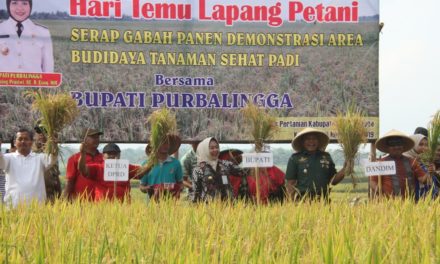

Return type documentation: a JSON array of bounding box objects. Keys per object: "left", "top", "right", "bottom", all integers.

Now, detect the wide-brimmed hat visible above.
[
  {"left": 219, "top": 149, "right": 243, "bottom": 164},
  {"left": 81, "top": 128, "right": 103, "bottom": 138},
  {"left": 292, "top": 128, "right": 329, "bottom": 152},
  {"left": 375, "top": 129, "right": 414, "bottom": 153},
  {"left": 188, "top": 134, "right": 205, "bottom": 142}
]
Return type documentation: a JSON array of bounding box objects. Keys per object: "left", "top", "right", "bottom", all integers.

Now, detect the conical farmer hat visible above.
[
  {"left": 292, "top": 127, "right": 329, "bottom": 152},
  {"left": 375, "top": 129, "right": 415, "bottom": 153}
]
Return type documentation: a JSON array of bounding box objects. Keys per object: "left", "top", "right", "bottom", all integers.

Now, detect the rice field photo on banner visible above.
[{"left": 0, "top": 0, "right": 379, "bottom": 142}]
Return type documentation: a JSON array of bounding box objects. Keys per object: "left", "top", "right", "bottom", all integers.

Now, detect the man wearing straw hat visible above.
[
  {"left": 370, "top": 129, "right": 430, "bottom": 199},
  {"left": 285, "top": 128, "right": 349, "bottom": 201},
  {"left": 63, "top": 128, "right": 104, "bottom": 201}
]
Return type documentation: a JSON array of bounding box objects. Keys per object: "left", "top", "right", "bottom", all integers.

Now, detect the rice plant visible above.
[
  {"left": 1, "top": 198, "right": 439, "bottom": 263},
  {"left": 26, "top": 89, "right": 79, "bottom": 157},
  {"left": 333, "top": 104, "right": 367, "bottom": 187},
  {"left": 422, "top": 110, "right": 440, "bottom": 164},
  {"left": 139, "top": 108, "right": 178, "bottom": 175},
  {"left": 241, "top": 103, "right": 279, "bottom": 152}
]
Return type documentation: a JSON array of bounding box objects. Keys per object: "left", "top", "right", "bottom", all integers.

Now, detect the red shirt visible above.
[
  {"left": 87, "top": 163, "right": 140, "bottom": 202},
  {"left": 66, "top": 151, "right": 104, "bottom": 200},
  {"left": 246, "top": 166, "right": 285, "bottom": 204},
  {"left": 370, "top": 156, "right": 425, "bottom": 198},
  {"left": 229, "top": 166, "right": 285, "bottom": 203}
]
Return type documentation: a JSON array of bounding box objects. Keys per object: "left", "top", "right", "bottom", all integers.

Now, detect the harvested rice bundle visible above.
[
  {"left": 333, "top": 105, "right": 367, "bottom": 187},
  {"left": 241, "top": 103, "right": 279, "bottom": 152},
  {"left": 422, "top": 110, "right": 440, "bottom": 164},
  {"left": 138, "top": 108, "right": 179, "bottom": 175},
  {"left": 241, "top": 103, "right": 279, "bottom": 204},
  {"left": 27, "top": 90, "right": 79, "bottom": 157}
]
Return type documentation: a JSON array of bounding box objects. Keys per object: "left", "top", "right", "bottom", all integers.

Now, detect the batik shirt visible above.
[{"left": 192, "top": 159, "right": 245, "bottom": 202}]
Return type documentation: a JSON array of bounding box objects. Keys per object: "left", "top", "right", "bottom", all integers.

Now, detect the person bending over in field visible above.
[
  {"left": 285, "top": 128, "right": 349, "bottom": 202},
  {"left": 78, "top": 142, "right": 140, "bottom": 202},
  {"left": 370, "top": 130, "right": 431, "bottom": 199},
  {"left": 218, "top": 148, "right": 285, "bottom": 204}
]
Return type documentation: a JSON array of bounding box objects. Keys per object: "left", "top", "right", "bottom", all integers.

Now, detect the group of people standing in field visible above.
[{"left": 1, "top": 125, "right": 440, "bottom": 207}]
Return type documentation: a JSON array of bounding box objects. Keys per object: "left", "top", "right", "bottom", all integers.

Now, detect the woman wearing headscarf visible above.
[
  {"left": 191, "top": 137, "right": 246, "bottom": 203},
  {"left": 404, "top": 134, "right": 439, "bottom": 200}
]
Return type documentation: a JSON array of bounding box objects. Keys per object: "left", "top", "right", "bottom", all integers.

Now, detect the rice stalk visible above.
[
  {"left": 26, "top": 90, "right": 79, "bottom": 157},
  {"left": 333, "top": 104, "right": 367, "bottom": 188},
  {"left": 138, "top": 108, "right": 177, "bottom": 175},
  {"left": 241, "top": 103, "right": 279, "bottom": 204},
  {"left": 2, "top": 198, "right": 440, "bottom": 263},
  {"left": 241, "top": 103, "right": 279, "bottom": 152},
  {"left": 421, "top": 110, "right": 440, "bottom": 163}
]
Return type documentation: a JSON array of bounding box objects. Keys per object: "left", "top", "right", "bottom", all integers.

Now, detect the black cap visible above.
[
  {"left": 81, "top": 128, "right": 103, "bottom": 138},
  {"left": 34, "top": 121, "right": 46, "bottom": 134},
  {"left": 103, "top": 143, "right": 120, "bottom": 153},
  {"left": 414, "top": 127, "right": 428, "bottom": 137}
]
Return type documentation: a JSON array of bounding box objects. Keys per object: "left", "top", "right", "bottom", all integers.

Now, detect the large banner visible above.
[{"left": 0, "top": 0, "right": 379, "bottom": 142}]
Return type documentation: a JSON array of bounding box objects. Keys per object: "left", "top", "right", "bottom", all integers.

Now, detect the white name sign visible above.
[
  {"left": 242, "top": 153, "right": 273, "bottom": 168},
  {"left": 363, "top": 161, "right": 396, "bottom": 176},
  {"left": 104, "top": 159, "right": 129, "bottom": 181}
]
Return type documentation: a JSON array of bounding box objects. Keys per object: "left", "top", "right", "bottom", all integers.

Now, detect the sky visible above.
[{"left": 379, "top": 0, "right": 440, "bottom": 135}]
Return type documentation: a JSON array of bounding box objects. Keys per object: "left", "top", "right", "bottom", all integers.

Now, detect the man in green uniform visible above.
[{"left": 285, "top": 128, "right": 349, "bottom": 200}]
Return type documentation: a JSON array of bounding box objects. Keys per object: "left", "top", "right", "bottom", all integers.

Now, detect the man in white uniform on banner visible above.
[{"left": 0, "top": 0, "right": 54, "bottom": 72}]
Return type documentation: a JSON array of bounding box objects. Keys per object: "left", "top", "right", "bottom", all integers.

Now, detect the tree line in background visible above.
[{"left": 46, "top": 144, "right": 371, "bottom": 177}]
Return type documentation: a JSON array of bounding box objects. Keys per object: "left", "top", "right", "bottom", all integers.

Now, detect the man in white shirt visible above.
[{"left": 0, "top": 128, "right": 56, "bottom": 207}]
